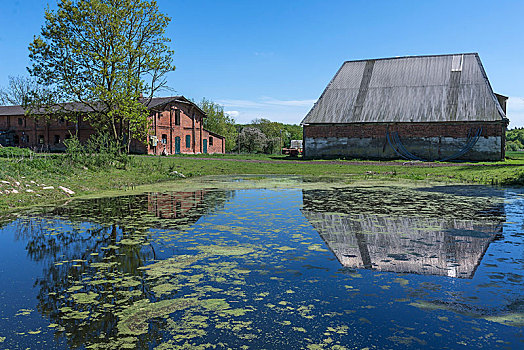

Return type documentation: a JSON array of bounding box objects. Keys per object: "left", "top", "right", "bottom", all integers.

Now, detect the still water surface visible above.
[{"left": 0, "top": 177, "right": 522, "bottom": 349}]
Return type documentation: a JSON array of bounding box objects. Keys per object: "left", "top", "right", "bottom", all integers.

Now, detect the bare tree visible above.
[{"left": 0, "top": 75, "right": 48, "bottom": 106}]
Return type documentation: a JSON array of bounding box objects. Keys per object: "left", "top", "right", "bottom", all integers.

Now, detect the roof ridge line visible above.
[{"left": 342, "top": 53, "right": 479, "bottom": 64}]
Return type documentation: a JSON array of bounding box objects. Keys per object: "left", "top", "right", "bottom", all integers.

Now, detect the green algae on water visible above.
[
  {"left": 139, "top": 255, "right": 203, "bottom": 278},
  {"left": 194, "top": 244, "right": 255, "bottom": 256},
  {"left": 152, "top": 283, "right": 180, "bottom": 296},
  {"left": 71, "top": 292, "right": 99, "bottom": 304},
  {"left": 118, "top": 298, "right": 198, "bottom": 336}
]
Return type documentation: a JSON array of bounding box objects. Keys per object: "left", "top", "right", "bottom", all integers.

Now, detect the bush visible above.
[
  {"left": 237, "top": 128, "right": 282, "bottom": 154},
  {"left": 238, "top": 127, "right": 267, "bottom": 153},
  {"left": 0, "top": 147, "right": 34, "bottom": 158},
  {"left": 64, "top": 133, "right": 129, "bottom": 169},
  {"left": 264, "top": 137, "right": 281, "bottom": 154},
  {"left": 506, "top": 140, "right": 523, "bottom": 152}
]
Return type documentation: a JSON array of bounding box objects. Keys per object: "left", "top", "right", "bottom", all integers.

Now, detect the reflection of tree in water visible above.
[
  {"left": 12, "top": 189, "right": 231, "bottom": 349},
  {"left": 302, "top": 186, "right": 505, "bottom": 278}
]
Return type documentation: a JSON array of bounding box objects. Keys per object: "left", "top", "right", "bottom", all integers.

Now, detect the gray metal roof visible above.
[
  {"left": 0, "top": 96, "right": 206, "bottom": 116},
  {"left": 301, "top": 53, "right": 507, "bottom": 124}
]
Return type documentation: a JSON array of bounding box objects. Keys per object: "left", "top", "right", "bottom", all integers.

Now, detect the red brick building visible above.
[
  {"left": 0, "top": 96, "right": 225, "bottom": 155},
  {"left": 301, "top": 53, "right": 509, "bottom": 161}
]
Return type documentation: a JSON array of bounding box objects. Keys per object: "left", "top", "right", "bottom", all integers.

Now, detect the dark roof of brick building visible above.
[
  {"left": 0, "top": 105, "right": 25, "bottom": 116},
  {"left": 0, "top": 96, "right": 206, "bottom": 117},
  {"left": 301, "top": 53, "right": 507, "bottom": 124}
]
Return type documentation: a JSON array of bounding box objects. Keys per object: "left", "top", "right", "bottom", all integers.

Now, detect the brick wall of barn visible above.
[
  {"left": 146, "top": 104, "right": 224, "bottom": 155},
  {"left": 303, "top": 122, "right": 506, "bottom": 161},
  {"left": 147, "top": 104, "right": 203, "bottom": 155},
  {"left": 203, "top": 131, "right": 225, "bottom": 154},
  {"left": 0, "top": 114, "right": 96, "bottom": 152},
  {"left": 1, "top": 102, "right": 225, "bottom": 155}
]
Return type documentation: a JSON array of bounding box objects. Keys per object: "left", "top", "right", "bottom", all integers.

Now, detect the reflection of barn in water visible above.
[
  {"left": 44, "top": 189, "right": 231, "bottom": 232},
  {"left": 302, "top": 186, "right": 505, "bottom": 278},
  {"left": 146, "top": 190, "right": 232, "bottom": 228},
  {"left": 148, "top": 191, "right": 209, "bottom": 219}
]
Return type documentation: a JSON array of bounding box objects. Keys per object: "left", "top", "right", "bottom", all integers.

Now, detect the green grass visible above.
[
  {"left": 505, "top": 151, "right": 524, "bottom": 161},
  {"left": 1, "top": 151, "right": 524, "bottom": 212}
]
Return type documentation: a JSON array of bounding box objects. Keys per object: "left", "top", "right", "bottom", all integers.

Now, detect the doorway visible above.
[{"left": 175, "top": 137, "right": 180, "bottom": 154}]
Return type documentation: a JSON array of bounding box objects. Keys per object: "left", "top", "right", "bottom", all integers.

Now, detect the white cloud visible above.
[
  {"left": 218, "top": 99, "right": 265, "bottom": 108},
  {"left": 507, "top": 97, "right": 524, "bottom": 128},
  {"left": 225, "top": 110, "right": 239, "bottom": 118},
  {"left": 218, "top": 98, "right": 316, "bottom": 109},
  {"left": 260, "top": 97, "right": 317, "bottom": 107},
  {"left": 217, "top": 97, "right": 315, "bottom": 124},
  {"left": 254, "top": 51, "right": 275, "bottom": 57}
]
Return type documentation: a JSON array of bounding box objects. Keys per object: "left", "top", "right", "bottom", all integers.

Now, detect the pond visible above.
[{"left": 0, "top": 176, "right": 522, "bottom": 349}]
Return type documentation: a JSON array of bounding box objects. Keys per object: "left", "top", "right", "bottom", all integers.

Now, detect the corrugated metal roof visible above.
[
  {"left": 302, "top": 53, "right": 507, "bottom": 124},
  {"left": 0, "top": 96, "right": 206, "bottom": 117}
]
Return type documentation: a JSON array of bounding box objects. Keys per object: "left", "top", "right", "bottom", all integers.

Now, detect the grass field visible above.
[{"left": 1, "top": 150, "right": 523, "bottom": 211}]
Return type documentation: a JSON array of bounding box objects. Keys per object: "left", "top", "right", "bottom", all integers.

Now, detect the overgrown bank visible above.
[{"left": 1, "top": 149, "right": 524, "bottom": 211}]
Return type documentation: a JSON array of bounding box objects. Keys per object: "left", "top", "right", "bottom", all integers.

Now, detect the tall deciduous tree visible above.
[
  {"left": 198, "top": 98, "right": 238, "bottom": 152},
  {"left": 28, "top": 0, "right": 175, "bottom": 152}
]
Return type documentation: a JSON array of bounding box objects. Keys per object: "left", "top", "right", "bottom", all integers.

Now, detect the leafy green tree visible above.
[
  {"left": 506, "top": 128, "right": 524, "bottom": 151},
  {"left": 282, "top": 124, "right": 303, "bottom": 145},
  {"left": 250, "top": 118, "right": 281, "bottom": 139},
  {"left": 238, "top": 127, "right": 267, "bottom": 153},
  {"left": 198, "top": 98, "right": 238, "bottom": 152},
  {"left": 264, "top": 137, "right": 281, "bottom": 154},
  {"left": 28, "top": 0, "right": 175, "bottom": 152},
  {"left": 246, "top": 118, "right": 302, "bottom": 148}
]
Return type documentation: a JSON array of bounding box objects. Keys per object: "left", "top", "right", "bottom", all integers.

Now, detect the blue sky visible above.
[{"left": 1, "top": 0, "right": 523, "bottom": 126}]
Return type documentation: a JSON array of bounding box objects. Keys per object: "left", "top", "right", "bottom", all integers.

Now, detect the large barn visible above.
[{"left": 301, "top": 53, "right": 509, "bottom": 161}]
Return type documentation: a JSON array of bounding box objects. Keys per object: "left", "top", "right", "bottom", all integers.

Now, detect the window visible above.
[
  {"left": 18, "top": 118, "right": 23, "bottom": 126},
  {"left": 175, "top": 109, "right": 180, "bottom": 125},
  {"left": 38, "top": 135, "right": 44, "bottom": 144},
  {"left": 185, "top": 135, "right": 191, "bottom": 148},
  {"left": 54, "top": 135, "right": 60, "bottom": 144},
  {"left": 161, "top": 134, "right": 167, "bottom": 144},
  {"left": 209, "top": 136, "right": 213, "bottom": 146}
]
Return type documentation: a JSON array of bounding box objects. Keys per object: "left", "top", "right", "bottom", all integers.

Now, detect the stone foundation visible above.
[{"left": 303, "top": 122, "right": 506, "bottom": 161}]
